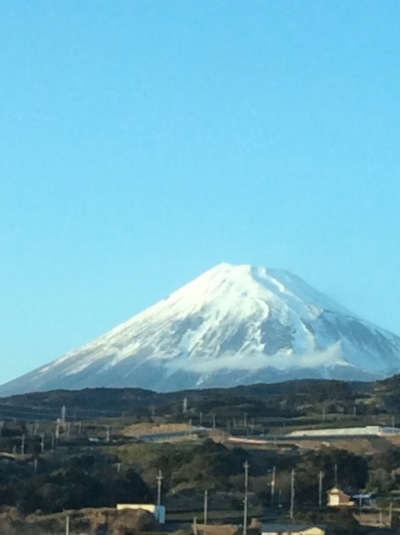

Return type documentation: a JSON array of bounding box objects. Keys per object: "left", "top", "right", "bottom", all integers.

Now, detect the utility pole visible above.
[
  {"left": 290, "top": 469, "right": 295, "bottom": 520},
  {"left": 40, "top": 433, "right": 45, "bottom": 453},
  {"left": 65, "top": 514, "right": 70, "bottom": 535},
  {"left": 318, "top": 471, "right": 324, "bottom": 508},
  {"left": 156, "top": 470, "right": 163, "bottom": 521},
  {"left": 204, "top": 489, "right": 208, "bottom": 528},
  {"left": 183, "top": 398, "right": 188, "bottom": 414},
  {"left": 270, "top": 466, "right": 276, "bottom": 504},
  {"left": 243, "top": 461, "right": 249, "bottom": 535}
]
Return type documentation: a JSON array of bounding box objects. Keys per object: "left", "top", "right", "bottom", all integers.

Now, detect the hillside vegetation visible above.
[{"left": 1, "top": 377, "right": 400, "bottom": 532}]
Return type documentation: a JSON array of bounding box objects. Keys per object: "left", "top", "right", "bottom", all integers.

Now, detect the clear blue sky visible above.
[{"left": 1, "top": 1, "right": 400, "bottom": 385}]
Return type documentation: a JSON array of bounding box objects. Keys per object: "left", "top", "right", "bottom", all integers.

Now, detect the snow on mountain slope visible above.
[{"left": 2, "top": 263, "right": 400, "bottom": 395}]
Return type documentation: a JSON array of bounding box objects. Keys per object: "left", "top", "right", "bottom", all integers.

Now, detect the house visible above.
[
  {"left": 261, "top": 524, "right": 325, "bottom": 535},
  {"left": 351, "top": 493, "right": 375, "bottom": 509},
  {"left": 116, "top": 503, "right": 166, "bottom": 523},
  {"left": 327, "top": 487, "right": 355, "bottom": 507}
]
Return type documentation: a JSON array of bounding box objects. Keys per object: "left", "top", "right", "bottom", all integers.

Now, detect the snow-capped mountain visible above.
[{"left": 2, "top": 263, "right": 400, "bottom": 395}]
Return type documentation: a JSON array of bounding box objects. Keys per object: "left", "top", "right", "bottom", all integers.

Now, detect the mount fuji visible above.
[{"left": 2, "top": 263, "right": 400, "bottom": 395}]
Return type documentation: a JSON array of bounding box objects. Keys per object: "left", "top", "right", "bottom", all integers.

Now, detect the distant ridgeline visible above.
[{"left": 0, "top": 374, "right": 398, "bottom": 423}]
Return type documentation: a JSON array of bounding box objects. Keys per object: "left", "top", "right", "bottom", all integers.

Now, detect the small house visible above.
[
  {"left": 351, "top": 493, "right": 375, "bottom": 509},
  {"left": 327, "top": 487, "right": 355, "bottom": 507}
]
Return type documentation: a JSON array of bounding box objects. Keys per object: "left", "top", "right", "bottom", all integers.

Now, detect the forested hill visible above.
[{"left": 0, "top": 375, "right": 398, "bottom": 422}]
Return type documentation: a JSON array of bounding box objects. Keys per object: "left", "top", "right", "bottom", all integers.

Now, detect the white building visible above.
[
  {"left": 287, "top": 426, "right": 400, "bottom": 438},
  {"left": 116, "top": 503, "right": 166, "bottom": 524}
]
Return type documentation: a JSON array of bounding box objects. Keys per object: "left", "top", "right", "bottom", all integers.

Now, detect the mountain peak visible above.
[{"left": 1, "top": 264, "right": 400, "bottom": 395}]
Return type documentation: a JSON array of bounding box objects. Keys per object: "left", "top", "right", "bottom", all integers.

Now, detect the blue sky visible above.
[{"left": 1, "top": 1, "right": 400, "bottom": 384}]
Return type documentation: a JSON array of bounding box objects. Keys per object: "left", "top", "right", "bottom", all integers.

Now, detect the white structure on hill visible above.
[
  {"left": 287, "top": 426, "right": 400, "bottom": 438},
  {"left": 116, "top": 504, "right": 166, "bottom": 524}
]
